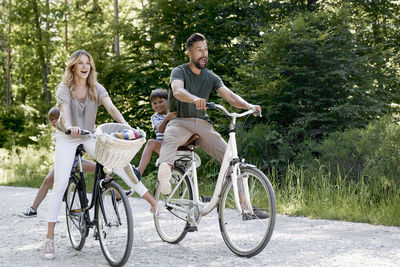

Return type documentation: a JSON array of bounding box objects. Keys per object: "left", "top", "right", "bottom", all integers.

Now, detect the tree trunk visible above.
[
  {"left": 6, "top": 0, "right": 11, "bottom": 105},
  {"left": 32, "top": 0, "right": 51, "bottom": 104},
  {"left": 65, "top": 0, "right": 68, "bottom": 50},
  {"left": 114, "top": 0, "right": 120, "bottom": 56}
]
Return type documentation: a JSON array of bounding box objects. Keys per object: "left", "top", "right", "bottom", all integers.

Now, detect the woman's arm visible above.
[
  {"left": 59, "top": 102, "right": 80, "bottom": 135},
  {"left": 101, "top": 96, "right": 129, "bottom": 125}
]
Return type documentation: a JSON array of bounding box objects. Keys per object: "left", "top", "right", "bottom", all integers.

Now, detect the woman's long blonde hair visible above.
[{"left": 61, "top": 50, "right": 98, "bottom": 101}]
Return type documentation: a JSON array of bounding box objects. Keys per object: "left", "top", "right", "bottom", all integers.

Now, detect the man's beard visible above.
[{"left": 193, "top": 57, "right": 207, "bottom": 69}]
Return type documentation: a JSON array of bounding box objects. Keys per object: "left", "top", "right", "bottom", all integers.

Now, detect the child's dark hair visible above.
[
  {"left": 150, "top": 88, "right": 168, "bottom": 101},
  {"left": 48, "top": 106, "right": 60, "bottom": 121}
]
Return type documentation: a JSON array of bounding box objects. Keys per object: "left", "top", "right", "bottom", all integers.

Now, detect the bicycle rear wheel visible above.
[
  {"left": 154, "top": 167, "right": 193, "bottom": 243},
  {"left": 65, "top": 178, "right": 87, "bottom": 250},
  {"left": 218, "top": 165, "right": 276, "bottom": 257},
  {"left": 96, "top": 181, "right": 133, "bottom": 267}
]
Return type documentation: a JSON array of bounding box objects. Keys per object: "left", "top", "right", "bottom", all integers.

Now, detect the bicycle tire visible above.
[
  {"left": 154, "top": 166, "right": 193, "bottom": 243},
  {"left": 218, "top": 165, "right": 276, "bottom": 257},
  {"left": 65, "top": 178, "right": 87, "bottom": 250},
  {"left": 96, "top": 181, "right": 133, "bottom": 267}
]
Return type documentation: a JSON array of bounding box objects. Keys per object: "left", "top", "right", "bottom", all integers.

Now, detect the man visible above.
[{"left": 157, "top": 33, "right": 262, "bottom": 195}]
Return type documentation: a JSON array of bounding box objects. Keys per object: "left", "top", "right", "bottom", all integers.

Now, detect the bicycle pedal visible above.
[
  {"left": 201, "top": 195, "right": 211, "bottom": 202},
  {"left": 185, "top": 225, "right": 197, "bottom": 232}
]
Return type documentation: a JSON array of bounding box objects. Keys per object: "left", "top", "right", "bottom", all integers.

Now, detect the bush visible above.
[{"left": 299, "top": 115, "right": 400, "bottom": 187}]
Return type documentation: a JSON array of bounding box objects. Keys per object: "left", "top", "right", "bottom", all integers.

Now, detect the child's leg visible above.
[
  {"left": 32, "top": 167, "right": 55, "bottom": 211},
  {"left": 81, "top": 159, "right": 96, "bottom": 173},
  {"left": 138, "top": 139, "right": 162, "bottom": 175}
]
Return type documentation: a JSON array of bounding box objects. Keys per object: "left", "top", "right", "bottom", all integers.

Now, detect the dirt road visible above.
[{"left": 0, "top": 186, "right": 399, "bottom": 266}]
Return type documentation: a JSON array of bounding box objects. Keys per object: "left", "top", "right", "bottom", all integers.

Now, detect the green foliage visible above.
[
  {"left": 0, "top": 145, "right": 53, "bottom": 187},
  {"left": 233, "top": 6, "right": 399, "bottom": 166},
  {"left": 0, "top": 104, "right": 48, "bottom": 149},
  {"left": 301, "top": 115, "right": 400, "bottom": 187}
]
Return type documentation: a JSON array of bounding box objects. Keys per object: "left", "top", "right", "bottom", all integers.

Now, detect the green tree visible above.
[{"left": 234, "top": 7, "right": 399, "bottom": 165}]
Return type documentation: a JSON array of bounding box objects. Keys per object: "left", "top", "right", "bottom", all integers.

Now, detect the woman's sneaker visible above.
[
  {"left": 18, "top": 207, "right": 37, "bottom": 218},
  {"left": 41, "top": 239, "right": 55, "bottom": 260}
]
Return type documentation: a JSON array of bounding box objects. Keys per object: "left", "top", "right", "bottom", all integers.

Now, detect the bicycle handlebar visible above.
[
  {"left": 206, "top": 102, "right": 261, "bottom": 118},
  {"left": 65, "top": 129, "right": 91, "bottom": 135}
]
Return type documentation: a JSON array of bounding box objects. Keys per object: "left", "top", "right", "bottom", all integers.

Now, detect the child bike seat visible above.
[{"left": 177, "top": 135, "right": 200, "bottom": 151}]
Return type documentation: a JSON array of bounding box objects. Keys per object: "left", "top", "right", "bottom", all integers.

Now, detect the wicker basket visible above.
[{"left": 95, "top": 123, "right": 146, "bottom": 168}]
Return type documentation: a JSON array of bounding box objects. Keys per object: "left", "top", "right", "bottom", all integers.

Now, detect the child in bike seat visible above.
[
  {"left": 137, "top": 89, "right": 176, "bottom": 176},
  {"left": 19, "top": 107, "right": 98, "bottom": 219}
]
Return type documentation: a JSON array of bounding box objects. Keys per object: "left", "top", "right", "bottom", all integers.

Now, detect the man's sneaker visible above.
[
  {"left": 41, "top": 239, "right": 55, "bottom": 260},
  {"left": 18, "top": 207, "right": 37, "bottom": 218},
  {"left": 243, "top": 206, "right": 269, "bottom": 220},
  {"left": 157, "top": 162, "right": 172, "bottom": 195}
]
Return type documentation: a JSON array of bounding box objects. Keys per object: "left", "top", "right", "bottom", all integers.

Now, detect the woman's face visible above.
[{"left": 73, "top": 54, "right": 91, "bottom": 80}]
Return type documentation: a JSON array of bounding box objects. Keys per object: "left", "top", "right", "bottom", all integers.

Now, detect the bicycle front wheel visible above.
[
  {"left": 96, "top": 181, "right": 133, "bottom": 267},
  {"left": 154, "top": 167, "right": 193, "bottom": 243},
  {"left": 218, "top": 165, "right": 276, "bottom": 257},
  {"left": 65, "top": 178, "right": 87, "bottom": 250}
]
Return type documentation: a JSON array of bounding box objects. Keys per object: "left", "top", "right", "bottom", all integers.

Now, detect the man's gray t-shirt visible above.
[
  {"left": 169, "top": 64, "right": 223, "bottom": 119},
  {"left": 55, "top": 83, "right": 109, "bottom": 132}
]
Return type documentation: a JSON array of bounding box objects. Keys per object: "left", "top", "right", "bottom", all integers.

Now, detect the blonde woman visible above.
[{"left": 42, "top": 50, "right": 158, "bottom": 260}]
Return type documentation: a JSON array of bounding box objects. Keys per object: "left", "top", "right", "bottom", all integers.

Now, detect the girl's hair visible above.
[
  {"left": 48, "top": 106, "right": 60, "bottom": 121},
  {"left": 61, "top": 50, "right": 98, "bottom": 101},
  {"left": 150, "top": 88, "right": 168, "bottom": 101}
]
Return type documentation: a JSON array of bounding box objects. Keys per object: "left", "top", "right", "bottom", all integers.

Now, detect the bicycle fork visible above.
[{"left": 222, "top": 132, "right": 253, "bottom": 215}]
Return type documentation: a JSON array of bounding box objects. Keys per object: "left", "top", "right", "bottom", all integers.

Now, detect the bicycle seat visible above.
[
  {"left": 178, "top": 135, "right": 200, "bottom": 151},
  {"left": 75, "top": 144, "right": 85, "bottom": 156}
]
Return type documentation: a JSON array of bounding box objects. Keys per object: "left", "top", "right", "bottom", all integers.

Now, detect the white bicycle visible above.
[{"left": 153, "top": 102, "right": 276, "bottom": 257}]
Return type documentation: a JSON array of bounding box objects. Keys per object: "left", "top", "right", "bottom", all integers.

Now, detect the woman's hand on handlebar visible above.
[{"left": 67, "top": 127, "right": 81, "bottom": 136}]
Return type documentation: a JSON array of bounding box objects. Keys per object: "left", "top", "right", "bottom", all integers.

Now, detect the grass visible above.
[
  {"left": 273, "top": 164, "right": 400, "bottom": 226},
  {"left": 1, "top": 146, "right": 399, "bottom": 226}
]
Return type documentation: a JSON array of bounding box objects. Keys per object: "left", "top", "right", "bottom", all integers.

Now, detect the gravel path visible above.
[{"left": 1, "top": 186, "right": 399, "bottom": 266}]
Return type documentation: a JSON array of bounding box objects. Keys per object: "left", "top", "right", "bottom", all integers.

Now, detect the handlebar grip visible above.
[
  {"left": 206, "top": 102, "right": 215, "bottom": 109},
  {"left": 65, "top": 130, "right": 90, "bottom": 135}
]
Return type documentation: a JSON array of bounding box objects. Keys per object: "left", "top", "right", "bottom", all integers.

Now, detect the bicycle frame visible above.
[
  {"left": 65, "top": 147, "right": 117, "bottom": 233},
  {"left": 166, "top": 104, "right": 257, "bottom": 217}
]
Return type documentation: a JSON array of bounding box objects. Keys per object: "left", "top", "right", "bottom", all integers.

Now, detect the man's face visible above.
[{"left": 189, "top": 41, "right": 208, "bottom": 70}]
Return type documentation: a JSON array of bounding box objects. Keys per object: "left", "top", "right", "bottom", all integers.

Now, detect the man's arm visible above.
[
  {"left": 217, "top": 86, "right": 262, "bottom": 114},
  {"left": 170, "top": 79, "right": 207, "bottom": 110}
]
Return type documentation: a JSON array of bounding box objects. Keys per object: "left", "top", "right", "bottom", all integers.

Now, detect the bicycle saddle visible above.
[{"left": 177, "top": 135, "right": 200, "bottom": 151}]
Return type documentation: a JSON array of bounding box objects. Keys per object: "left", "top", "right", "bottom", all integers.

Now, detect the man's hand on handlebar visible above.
[
  {"left": 252, "top": 105, "right": 262, "bottom": 117},
  {"left": 194, "top": 97, "right": 207, "bottom": 110}
]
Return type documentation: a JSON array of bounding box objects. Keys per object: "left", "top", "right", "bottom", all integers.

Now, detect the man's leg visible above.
[
  {"left": 158, "top": 119, "right": 194, "bottom": 194},
  {"left": 195, "top": 119, "right": 227, "bottom": 163}
]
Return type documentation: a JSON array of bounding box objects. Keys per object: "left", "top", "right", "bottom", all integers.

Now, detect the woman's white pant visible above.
[{"left": 47, "top": 131, "right": 147, "bottom": 222}]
